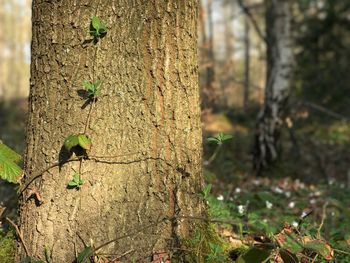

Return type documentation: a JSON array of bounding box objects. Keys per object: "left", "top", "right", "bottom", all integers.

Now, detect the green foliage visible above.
[
  {"left": 68, "top": 173, "right": 85, "bottom": 189},
  {"left": 201, "top": 184, "right": 212, "bottom": 200},
  {"left": 0, "top": 231, "right": 14, "bottom": 263},
  {"left": 295, "top": 0, "right": 350, "bottom": 115},
  {"left": 199, "top": 179, "right": 350, "bottom": 262},
  {"left": 64, "top": 134, "right": 91, "bottom": 152},
  {"left": 82, "top": 80, "right": 102, "bottom": 98},
  {"left": 0, "top": 141, "right": 22, "bottom": 183},
  {"left": 236, "top": 247, "right": 271, "bottom": 263},
  {"left": 44, "top": 245, "right": 52, "bottom": 263},
  {"left": 90, "top": 16, "right": 107, "bottom": 39},
  {"left": 207, "top": 133, "right": 233, "bottom": 146},
  {"left": 77, "top": 246, "right": 93, "bottom": 263},
  {"left": 205, "top": 243, "right": 227, "bottom": 262},
  {"left": 181, "top": 224, "right": 231, "bottom": 263}
]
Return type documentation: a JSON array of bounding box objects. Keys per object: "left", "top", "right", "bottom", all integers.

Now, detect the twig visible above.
[
  {"left": 114, "top": 249, "right": 134, "bottom": 259},
  {"left": 301, "top": 101, "right": 350, "bottom": 122},
  {"left": 19, "top": 158, "right": 81, "bottom": 195},
  {"left": 311, "top": 254, "right": 319, "bottom": 263},
  {"left": 317, "top": 202, "right": 328, "bottom": 239},
  {"left": 204, "top": 145, "right": 221, "bottom": 166},
  {"left": 333, "top": 248, "right": 350, "bottom": 256},
  {"left": 7, "top": 217, "right": 29, "bottom": 257},
  {"left": 175, "top": 215, "right": 240, "bottom": 226},
  {"left": 236, "top": 0, "right": 268, "bottom": 44},
  {"left": 83, "top": 98, "right": 95, "bottom": 134},
  {"left": 89, "top": 151, "right": 140, "bottom": 159},
  {"left": 19, "top": 153, "right": 185, "bottom": 199}
]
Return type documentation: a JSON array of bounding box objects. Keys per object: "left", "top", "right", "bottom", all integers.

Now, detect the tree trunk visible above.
[
  {"left": 17, "top": 1, "right": 204, "bottom": 262},
  {"left": 243, "top": 16, "right": 250, "bottom": 110},
  {"left": 253, "top": 0, "right": 294, "bottom": 174},
  {"left": 222, "top": 0, "right": 235, "bottom": 108},
  {"left": 201, "top": 0, "right": 218, "bottom": 110}
]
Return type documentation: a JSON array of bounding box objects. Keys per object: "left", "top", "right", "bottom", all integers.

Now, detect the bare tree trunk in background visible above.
[
  {"left": 0, "top": 0, "right": 4, "bottom": 98},
  {"left": 0, "top": 0, "right": 30, "bottom": 100},
  {"left": 201, "top": 0, "right": 218, "bottom": 110},
  {"left": 243, "top": 16, "right": 251, "bottom": 110},
  {"left": 222, "top": 0, "right": 235, "bottom": 108},
  {"left": 253, "top": 0, "right": 294, "bottom": 174},
  {"left": 17, "top": 1, "right": 204, "bottom": 262}
]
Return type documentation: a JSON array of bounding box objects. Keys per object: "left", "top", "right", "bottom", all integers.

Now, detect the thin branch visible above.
[
  {"left": 302, "top": 101, "right": 350, "bottom": 122},
  {"left": 317, "top": 202, "right": 328, "bottom": 239},
  {"left": 237, "top": 0, "right": 268, "bottom": 44},
  {"left": 89, "top": 151, "right": 140, "bottom": 159},
  {"left": 19, "top": 154, "right": 185, "bottom": 197},
  {"left": 83, "top": 98, "right": 96, "bottom": 134},
  {"left": 7, "top": 217, "right": 29, "bottom": 257},
  {"left": 204, "top": 145, "right": 221, "bottom": 166},
  {"left": 19, "top": 158, "right": 81, "bottom": 195}
]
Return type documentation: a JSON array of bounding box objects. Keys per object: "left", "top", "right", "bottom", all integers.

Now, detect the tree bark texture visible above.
[
  {"left": 253, "top": 0, "right": 294, "bottom": 173},
  {"left": 18, "top": 1, "right": 204, "bottom": 262}
]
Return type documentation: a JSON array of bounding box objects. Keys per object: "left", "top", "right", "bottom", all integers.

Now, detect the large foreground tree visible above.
[
  {"left": 253, "top": 0, "right": 294, "bottom": 173},
  {"left": 17, "top": 1, "right": 204, "bottom": 262}
]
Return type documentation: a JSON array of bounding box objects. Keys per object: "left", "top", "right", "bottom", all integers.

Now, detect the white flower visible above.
[
  {"left": 273, "top": 187, "right": 284, "bottom": 194},
  {"left": 217, "top": 195, "right": 224, "bottom": 201},
  {"left": 292, "top": 221, "right": 299, "bottom": 228},
  {"left": 238, "top": 205, "right": 245, "bottom": 215},
  {"left": 310, "top": 198, "right": 316, "bottom": 204},
  {"left": 288, "top": 201, "right": 295, "bottom": 209},
  {"left": 301, "top": 211, "right": 309, "bottom": 218},
  {"left": 285, "top": 191, "right": 291, "bottom": 198},
  {"left": 235, "top": 187, "right": 241, "bottom": 193},
  {"left": 265, "top": 201, "right": 273, "bottom": 209}
]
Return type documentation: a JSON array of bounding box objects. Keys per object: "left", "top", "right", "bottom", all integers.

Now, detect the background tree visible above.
[
  {"left": 253, "top": 0, "right": 295, "bottom": 173},
  {"left": 17, "top": 1, "right": 204, "bottom": 262}
]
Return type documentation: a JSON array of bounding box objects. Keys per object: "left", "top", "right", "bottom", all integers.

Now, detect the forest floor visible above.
[{"left": 201, "top": 108, "right": 350, "bottom": 262}]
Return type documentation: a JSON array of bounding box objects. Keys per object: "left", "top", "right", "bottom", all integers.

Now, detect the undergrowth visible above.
[{"left": 0, "top": 230, "right": 15, "bottom": 263}]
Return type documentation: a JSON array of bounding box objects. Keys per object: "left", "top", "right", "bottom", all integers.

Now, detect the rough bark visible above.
[
  {"left": 253, "top": 0, "right": 294, "bottom": 173},
  {"left": 17, "top": 1, "right": 204, "bottom": 262}
]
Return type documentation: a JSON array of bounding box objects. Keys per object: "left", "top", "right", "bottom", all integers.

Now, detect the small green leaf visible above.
[
  {"left": 82, "top": 80, "right": 93, "bottom": 91},
  {"left": 68, "top": 173, "right": 85, "bottom": 189},
  {"left": 91, "top": 16, "right": 101, "bottom": 30},
  {"left": 77, "top": 246, "right": 93, "bottom": 263},
  {"left": 219, "top": 133, "right": 233, "bottom": 141},
  {"left": 44, "top": 245, "right": 52, "bottom": 263},
  {"left": 94, "top": 80, "right": 102, "bottom": 88},
  {"left": 303, "top": 239, "right": 333, "bottom": 260},
  {"left": 68, "top": 180, "right": 78, "bottom": 187},
  {"left": 207, "top": 137, "right": 219, "bottom": 144},
  {"left": 98, "top": 26, "right": 107, "bottom": 35},
  {"left": 279, "top": 249, "right": 299, "bottom": 263},
  {"left": 202, "top": 184, "right": 212, "bottom": 199},
  {"left": 236, "top": 247, "right": 271, "bottom": 263},
  {"left": 64, "top": 135, "right": 79, "bottom": 151},
  {"left": 0, "top": 142, "right": 23, "bottom": 183},
  {"left": 283, "top": 234, "right": 304, "bottom": 254},
  {"left": 78, "top": 134, "right": 91, "bottom": 150}
]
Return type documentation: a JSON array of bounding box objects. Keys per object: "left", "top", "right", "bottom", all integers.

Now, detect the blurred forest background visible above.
[{"left": 0, "top": 0, "right": 350, "bottom": 262}]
